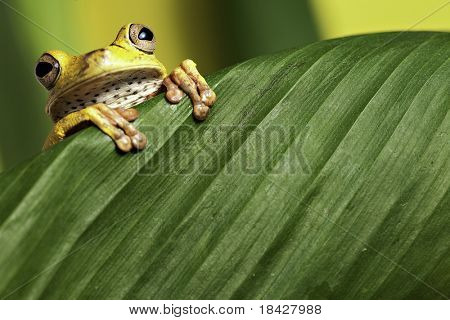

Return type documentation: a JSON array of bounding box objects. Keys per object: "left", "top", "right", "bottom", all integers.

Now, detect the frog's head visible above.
[{"left": 35, "top": 23, "right": 167, "bottom": 122}]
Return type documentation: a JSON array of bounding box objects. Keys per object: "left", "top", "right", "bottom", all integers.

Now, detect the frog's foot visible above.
[
  {"left": 164, "top": 59, "right": 216, "bottom": 121},
  {"left": 88, "top": 104, "right": 147, "bottom": 152},
  {"left": 43, "top": 104, "right": 147, "bottom": 152}
]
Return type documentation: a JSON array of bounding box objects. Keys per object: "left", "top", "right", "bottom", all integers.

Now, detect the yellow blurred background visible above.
[
  {"left": 312, "top": 0, "right": 450, "bottom": 38},
  {"left": 0, "top": 0, "right": 448, "bottom": 172}
]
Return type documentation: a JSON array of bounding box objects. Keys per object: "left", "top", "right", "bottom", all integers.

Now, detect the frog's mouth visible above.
[{"left": 47, "top": 68, "right": 164, "bottom": 122}]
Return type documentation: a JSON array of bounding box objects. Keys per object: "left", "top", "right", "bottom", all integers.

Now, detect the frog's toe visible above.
[
  {"left": 193, "top": 102, "right": 210, "bottom": 121},
  {"left": 181, "top": 59, "right": 216, "bottom": 107},
  {"left": 116, "top": 107, "right": 140, "bottom": 122},
  {"left": 163, "top": 77, "right": 185, "bottom": 103},
  {"left": 200, "top": 88, "right": 216, "bottom": 107},
  {"left": 130, "top": 131, "right": 148, "bottom": 150},
  {"left": 116, "top": 135, "right": 133, "bottom": 152}
]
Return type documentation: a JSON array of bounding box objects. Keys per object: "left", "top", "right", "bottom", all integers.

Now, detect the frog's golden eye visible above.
[
  {"left": 129, "top": 24, "right": 155, "bottom": 53},
  {"left": 35, "top": 53, "right": 60, "bottom": 90}
]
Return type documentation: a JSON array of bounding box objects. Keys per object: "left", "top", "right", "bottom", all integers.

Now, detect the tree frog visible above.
[{"left": 35, "top": 23, "right": 216, "bottom": 152}]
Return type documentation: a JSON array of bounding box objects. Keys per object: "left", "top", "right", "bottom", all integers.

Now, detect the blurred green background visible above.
[{"left": 0, "top": 0, "right": 448, "bottom": 172}]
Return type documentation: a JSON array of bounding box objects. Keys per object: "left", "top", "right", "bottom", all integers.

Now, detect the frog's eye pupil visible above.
[
  {"left": 36, "top": 62, "right": 53, "bottom": 78},
  {"left": 138, "top": 27, "right": 153, "bottom": 41}
]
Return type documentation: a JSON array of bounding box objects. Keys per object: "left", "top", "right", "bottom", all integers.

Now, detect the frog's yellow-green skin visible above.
[{"left": 36, "top": 23, "right": 216, "bottom": 152}]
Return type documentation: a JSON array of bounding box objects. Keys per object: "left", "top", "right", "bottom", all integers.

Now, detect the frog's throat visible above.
[{"left": 46, "top": 67, "right": 165, "bottom": 122}]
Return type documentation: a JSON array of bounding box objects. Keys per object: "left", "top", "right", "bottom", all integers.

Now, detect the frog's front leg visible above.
[
  {"left": 43, "top": 104, "right": 147, "bottom": 152},
  {"left": 164, "top": 59, "right": 216, "bottom": 120}
]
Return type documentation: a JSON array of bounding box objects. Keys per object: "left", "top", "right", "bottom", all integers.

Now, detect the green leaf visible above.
[{"left": 0, "top": 32, "right": 449, "bottom": 299}]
